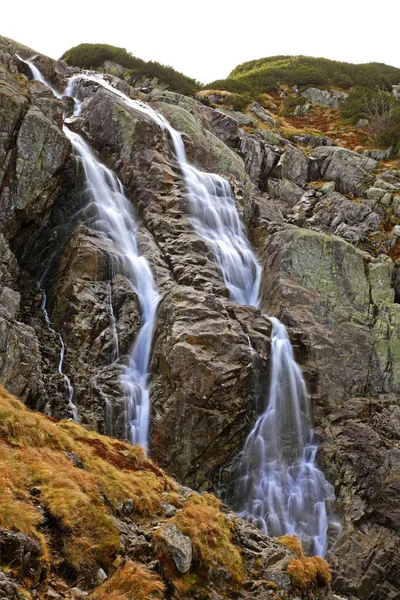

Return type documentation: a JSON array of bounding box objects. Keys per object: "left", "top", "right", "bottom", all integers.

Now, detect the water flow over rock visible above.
[
  {"left": 39, "top": 290, "right": 80, "bottom": 422},
  {"left": 29, "top": 66, "right": 336, "bottom": 552},
  {"left": 63, "top": 127, "right": 159, "bottom": 449},
  {"left": 25, "top": 61, "right": 159, "bottom": 449},
  {"left": 67, "top": 73, "right": 337, "bottom": 555},
  {"left": 68, "top": 73, "right": 260, "bottom": 304}
]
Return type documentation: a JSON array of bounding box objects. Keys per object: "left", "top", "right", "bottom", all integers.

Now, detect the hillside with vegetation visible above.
[
  {"left": 61, "top": 43, "right": 200, "bottom": 96},
  {"left": 205, "top": 55, "right": 400, "bottom": 94},
  {"left": 199, "top": 57, "right": 400, "bottom": 158}
]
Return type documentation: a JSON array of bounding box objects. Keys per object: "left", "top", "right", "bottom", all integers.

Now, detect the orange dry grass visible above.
[
  {"left": 277, "top": 535, "right": 303, "bottom": 558},
  {"left": 0, "top": 386, "right": 176, "bottom": 572},
  {"left": 154, "top": 494, "right": 244, "bottom": 595},
  {"left": 287, "top": 556, "right": 331, "bottom": 590},
  {"left": 90, "top": 561, "right": 165, "bottom": 600}
]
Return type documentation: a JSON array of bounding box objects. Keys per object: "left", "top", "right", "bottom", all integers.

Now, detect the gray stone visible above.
[
  {"left": 272, "top": 144, "right": 308, "bottom": 187},
  {"left": 321, "top": 181, "right": 336, "bottom": 194},
  {"left": 381, "top": 192, "right": 392, "bottom": 205},
  {"left": 392, "top": 195, "right": 400, "bottom": 218},
  {"left": 217, "top": 108, "right": 257, "bottom": 128},
  {"left": 160, "top": 502, "right": 177, "bottom": 517},
  {"left": 249, "top": 101, "right": 276, "bottom": 127},
  {"left": 364, "top": 147, "right": 393, "bottom": 160},
  {"left": 158, "top": 524, "right": 192, "bottom": 573},
  {"left": 366, "top": 187, "right": 387, "bottom": 201},
  {"left": 69, "top": 589, "right": 88, "bottom": 598},
  {"left": 294, "top": 102, "right": 311, "bottom": 116},
  {"left": 290, "top": 132, "right": 336, "bottom": 148},
  {"left": 374, "top": 177, "right": 398, "bottom": 190},
  {"left": 309, "top": 146, "right": 377, "bottom": 196},
  {"left": 302, "top": 87, "right": 348, "bottom": 108}
]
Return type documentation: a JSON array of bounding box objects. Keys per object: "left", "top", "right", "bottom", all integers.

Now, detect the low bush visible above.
[
  {"left": 61, "top": 43, "right": 200, "bottom": 96},
  {"left": 340, "top": 88, "right": 400, "bottom": 153},
  {"left": 90, "top": 560, "right": 165, "bottom": 600},
  {"left": 223, "top": 93, "right": 253, "bottom": 111},
  {"left": 287, "top": 555, "right": 331, "bottom": 590}
]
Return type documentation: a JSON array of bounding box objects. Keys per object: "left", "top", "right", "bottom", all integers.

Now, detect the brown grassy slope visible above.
[
  {"left": 0, "top": 385, "right": 176, "bottom": 575},
  {"left": 0, "top": 385, "right": 333, "bottom": 599}
]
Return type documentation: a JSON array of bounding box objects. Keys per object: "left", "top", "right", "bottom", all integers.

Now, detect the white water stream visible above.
[
  {"left": 24, "top": 59, "right": 159, "bottom": 449},
  {"left": 23, "top": 60, "right": 337, "bottom": 554}
]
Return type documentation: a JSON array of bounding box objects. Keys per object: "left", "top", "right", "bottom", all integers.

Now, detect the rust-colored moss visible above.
[
  {"left": 287, "top": 556, "right": 331, "bottom": 590},
  {"left": 276, "top": 534, "right": 303, "bottom": 557}
]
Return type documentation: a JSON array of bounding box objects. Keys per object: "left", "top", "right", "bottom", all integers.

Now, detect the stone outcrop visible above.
[
  {"left": 309, "top": 146, "right": 377, "bottom": 197},
  {"left": 150, "top": 287, "right": 270, "bottom": 490},
  {"left": 301, "top": 87, "right": 348, "bottom": 108}
]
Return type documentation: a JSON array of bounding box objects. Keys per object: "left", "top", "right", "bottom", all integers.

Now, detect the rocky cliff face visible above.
[{"left": 0, "top": 35, "right": 399, "bottom": 599}]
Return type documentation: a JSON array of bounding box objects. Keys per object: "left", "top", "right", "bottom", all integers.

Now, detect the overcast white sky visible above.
[{"left": 3, "top": 0, "right": 400, "bottom": 84}]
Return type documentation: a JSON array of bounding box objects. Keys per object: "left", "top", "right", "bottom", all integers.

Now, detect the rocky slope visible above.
[{"left": 0, "top": 35, "right": 399, "bottom": 599}]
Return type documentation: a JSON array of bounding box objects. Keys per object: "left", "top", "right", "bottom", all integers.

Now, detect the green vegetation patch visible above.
[
  {"left": 61, "top": 43, "right": 200, "bottom": 96},
  {"left": 204, "top": 55, "right": 400, "bottom": 96}
]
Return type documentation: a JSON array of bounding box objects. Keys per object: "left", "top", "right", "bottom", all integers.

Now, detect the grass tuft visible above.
[
  {"left": 286, "top": 556, "right": 331, "bottom": 590},
  {"left": 276, "top": 534, "right": 304, "bottom": 558},
  {"left": 89, "top": 560, "right": 165, "bottom": 600},
  {"left": 0, "top": 385, "right": 176, "bottom": 575}
]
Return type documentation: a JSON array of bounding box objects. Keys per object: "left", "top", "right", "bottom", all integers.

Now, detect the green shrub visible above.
[
  {"left": 281, "top": 95, "right": 308, "bottom": 116},
  {"left": 340, "top": 88, "right": 397, "bottom": 122},
  {"left": 340, "top": 88, "right": 400, "bottom": 153},
  {"left": 377, "top": 105, "right": 400, "bottom": 154},
  {"left": 224, "top": 93, "right": 253, "bottom": 111},
  {"left": 61, "top": 43, "right": 200, "bottom": 96}
]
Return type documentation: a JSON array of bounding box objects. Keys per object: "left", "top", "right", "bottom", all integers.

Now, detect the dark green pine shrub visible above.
[
  {"left": 223, "top": 93, "right": 253, "bottom": 111},
  {"left": 61, "top": 43, "right": 200, "bottom": 96}
]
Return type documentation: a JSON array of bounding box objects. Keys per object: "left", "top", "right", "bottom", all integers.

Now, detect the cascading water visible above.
[
  {"left": 67, "top": 73, "right": 261, "bottom": 305},
  {"left": 25, "top": 61, "right": 337, "bottom": 552},
  {"left": 24, "top": 59, "right": 159, "bottom": 449},
  {"left": 63, "top": 127, "right": 159, "bottom": 448},
  {"left": 67, "top": 72, "right": 337, "bottom": 554}
]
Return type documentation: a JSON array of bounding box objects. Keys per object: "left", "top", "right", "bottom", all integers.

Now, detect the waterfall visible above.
[
  {"left": 66, "top": 72, "right": 337, "bottom": 555},
  {"left": 24, "top": 60, "right": 337, "bottom": 553},
  {"left": 24, "top": 59, "right": 159, "bottom": 450},
  {"left": 63, "top": 127, "right": 159, "bottom": 449}
]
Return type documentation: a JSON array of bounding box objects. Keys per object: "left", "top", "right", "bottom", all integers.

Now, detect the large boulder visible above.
[
  {"left": 150, "top": 286, "right": 271, "bottom": 490},
  {"left": 322, "top": 396, "right": 400, "bottom": 600},
  {"left": 309, "top": 146, "right": 377, "bottom": 197},
  {"left": 289, "top": 190, "right": 382, "bottom": 242},
  {"left": 301, "top": 87, "right": 348, "bottom": 109},
  {"left": 258, "top": 226, "right": 400, "bottom": 406}
]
